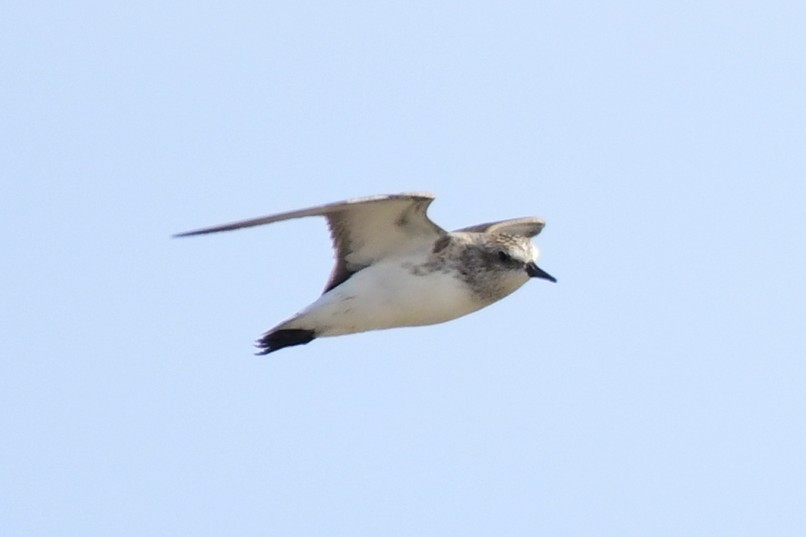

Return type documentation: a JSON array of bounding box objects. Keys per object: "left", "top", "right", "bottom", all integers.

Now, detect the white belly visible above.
[{"left": 287, "top": 261, "right": 485, "bottom": 337}]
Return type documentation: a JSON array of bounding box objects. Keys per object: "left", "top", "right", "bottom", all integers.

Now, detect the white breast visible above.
[{"left": 293, "top": 259, "right": 484, "bottom": 337}]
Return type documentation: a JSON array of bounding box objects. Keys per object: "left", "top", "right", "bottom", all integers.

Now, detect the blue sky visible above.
[{"left": 3, "top": 1, "right": 805, "bottom": 535}]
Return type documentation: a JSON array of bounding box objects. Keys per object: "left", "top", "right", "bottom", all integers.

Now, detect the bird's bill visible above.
[{"left": 526, "top": 262, "right": 557, "bottom": 283}]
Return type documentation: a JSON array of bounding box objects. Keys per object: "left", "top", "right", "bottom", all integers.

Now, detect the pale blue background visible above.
[{"left": 3, "top": 2, "right": 805, "bottom": 536}]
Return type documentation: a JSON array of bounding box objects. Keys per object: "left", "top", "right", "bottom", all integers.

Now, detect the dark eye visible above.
[{"left": 498, "top": 251, "right": 511, "bottom": 263}]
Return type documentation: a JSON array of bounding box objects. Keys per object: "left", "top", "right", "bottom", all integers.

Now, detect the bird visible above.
[{"left": 175, "top": 193, "right": 556, "bottom": 354}]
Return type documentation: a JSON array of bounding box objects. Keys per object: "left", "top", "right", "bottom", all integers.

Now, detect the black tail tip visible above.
[{"left": 255, "top": 328, "right": 316, "bottom": 355}]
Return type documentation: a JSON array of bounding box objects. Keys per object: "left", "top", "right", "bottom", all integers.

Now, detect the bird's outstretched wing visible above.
[
  {"left": 175, "top": 193, "right": 446, "bottom": 292},
  {"left": 454, "top": 217, "right": 545, "bottom": 238}
]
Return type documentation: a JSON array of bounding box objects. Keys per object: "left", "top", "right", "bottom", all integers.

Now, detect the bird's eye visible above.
[{"left": 498, "top": 251, "right": 511, "bottom": 263}]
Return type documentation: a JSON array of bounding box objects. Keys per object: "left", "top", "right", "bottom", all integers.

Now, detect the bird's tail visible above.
[{"left": 255, "top": 328, "right": 316, "bottom": 355}]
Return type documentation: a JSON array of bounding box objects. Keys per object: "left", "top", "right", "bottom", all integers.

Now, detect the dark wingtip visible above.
[
  {"left": 172, "top": 230, "right": 204, "bottom": 239},
  {"left": 255, "top": 329, "right": 316, "bottom": 355}
]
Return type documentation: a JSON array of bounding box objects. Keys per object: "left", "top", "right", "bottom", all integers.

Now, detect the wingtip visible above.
[{"left": 172, "top": 230, "right": 201, "bottom": 239}]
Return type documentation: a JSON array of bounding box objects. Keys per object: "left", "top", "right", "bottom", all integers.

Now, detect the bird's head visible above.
[{"left": 453, "top": 233, "right": 556, "bottom": 302}]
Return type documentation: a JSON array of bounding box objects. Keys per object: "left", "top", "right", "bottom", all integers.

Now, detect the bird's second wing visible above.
[{"left": 454, "top": 217, "right": 545, "bottom": 237}]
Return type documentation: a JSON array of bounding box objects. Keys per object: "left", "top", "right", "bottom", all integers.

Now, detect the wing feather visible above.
[
  {"left": 454, "top": 217, "right": 545, "bottom": 237},
  {"left": 174, "top": 193, "right": 446, "bottom": 293}
]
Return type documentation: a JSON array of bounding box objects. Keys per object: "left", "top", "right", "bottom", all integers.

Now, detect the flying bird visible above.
[{"left": 175, "top": 193, "right": 556, "bottom": 354}]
